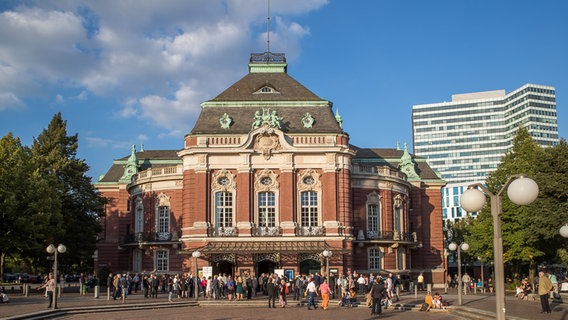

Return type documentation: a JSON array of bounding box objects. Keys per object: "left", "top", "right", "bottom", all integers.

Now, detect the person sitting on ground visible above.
[
  {"left": 421, "top": 291, "right": 433, "bottom": 312},
  {"left": 348, "top": 287, "right": 357, "bottom": 307},
  {"left": 520, "top": 278, "right": 532, "bottom": 300},
  {"left": 433, "top": 292, "right": 442, "bottom": 309}
]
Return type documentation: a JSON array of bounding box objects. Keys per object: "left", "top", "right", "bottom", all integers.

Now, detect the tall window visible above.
[
  {"left": 258, "top": 191, "right": 275, "bottom": 227},
  {"left": 135, "top": 200, "right": 144, "bottom": 233},
  {"left": 301, "top": 191, "right": 318, "bottom": 227},
  {"left": 396, "top": 249, "right": 405, "bottom": 270},
  {"left": 156, "top": 250, "right": 168, "bottom": 272},
  {"left": 394, "top": 206, "right": 402, "bottom": 235},
  {"left": 367, "top": 204, "right": 379, "bottom": 233},
  {"left": 133, "top": 249, "right": 142, "bottom": 272},
  {"left": 215, "top": 191, "right": 233, "bottom": 227},
  {"left": 369, "top": 248, "right": 382, "bottom": 270},
  {"left": 157, "top": 206, "right": 170, "bottom": 233}
]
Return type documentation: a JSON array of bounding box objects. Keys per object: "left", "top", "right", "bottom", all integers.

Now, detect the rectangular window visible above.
[
  {"left": 156, "top": 250, "right": 168, "bottom": 272},
  {"left": 367, "top": 204, "right": 379, "bottom": 232},
  {"left": 394, "top": 207, "right": 402, "bottom": 235},
  {"left": 397, "top": 249, "right": 404, "bottom": 270},
  {"left": 258, "top": 192, "right": 276, "bottom": 227},
  {"left": 158, "top": 206, "right": 170, "bottom": 233},
  {"left": 369, "top": 248, "right": 382, "bottom": 270},
  {"left": 215, "top": 191, "right": 233, "bottom": 227},
  {"left": 135, "top": 206, "right": 144, "bottom": 233},
  {"left": 301, "top": 191, "right": 318, "bottom": 227}
]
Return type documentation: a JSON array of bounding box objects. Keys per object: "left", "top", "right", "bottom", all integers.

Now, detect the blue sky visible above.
[{"left": 1, "top": 0, "right": 566, "bottom": 180}]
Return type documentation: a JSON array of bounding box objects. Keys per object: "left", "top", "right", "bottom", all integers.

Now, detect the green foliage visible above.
[
  {"left": 0, "top": 113, "right": 106, "bottom": 278},
  {"left": 465, "top": 127, "right": 568, "bottom": 274}
]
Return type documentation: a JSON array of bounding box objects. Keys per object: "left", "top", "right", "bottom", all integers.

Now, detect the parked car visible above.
[{"left": 3, "top": 273, "right": 17, "bottom": 283}]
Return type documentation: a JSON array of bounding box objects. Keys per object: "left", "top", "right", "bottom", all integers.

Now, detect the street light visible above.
[
  {"left": 460, "top": 174, "right": 538, "bottom": 320},
  {"left": 192, "top": 250, "right": 201, "bottom": 302},
  {"left": 560, "top": 224, "right": 568, "bottom": 238},
  {"left": 322, "top": 249, "right": 333, "bottom": 277},
  {"left": 46, "top": 244, "right": 66, "bottom": 309},
  {"left": 448, "top": 242, "right": 469, "bottom": 306}
]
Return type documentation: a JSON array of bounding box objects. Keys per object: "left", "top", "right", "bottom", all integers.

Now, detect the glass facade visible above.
[{"left": 413, "top": 84, "right": 558, "bottom": 224}]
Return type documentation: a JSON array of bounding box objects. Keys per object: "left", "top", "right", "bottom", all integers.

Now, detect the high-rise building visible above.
[{"left": 412, "top": 84, "right": 559, "bottom": 222}]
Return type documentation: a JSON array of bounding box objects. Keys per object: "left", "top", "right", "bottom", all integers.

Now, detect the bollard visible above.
[
  {"left": 414, "top": 283, "right": 418, "bottom": 298},
  {"left": 427, "top": 283, "right": 432, "bottom": 293},
  {"left": 107, "top": 286, "right": 111, "bottom": 301},
  {"left": 94, "top": 285, "right": 100, "bottom": 299},
  {"left": 444, "top": 282, "right": 448, "bottom": 294}
]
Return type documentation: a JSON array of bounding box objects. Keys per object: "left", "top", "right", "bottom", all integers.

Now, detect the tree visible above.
[
  {"left": 0, "top": 133, "right": 60, "bottom": 276},
  {"left": 533, "top": 139, "right": 568, "bottom": 266},
  {"left": 30, "top": 113, "right": 105, "bottom": 272},
  {"left": 465, "top": 127, "right": 544, "bottom": 279}
]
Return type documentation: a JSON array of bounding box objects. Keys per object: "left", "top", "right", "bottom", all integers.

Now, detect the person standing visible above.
[
  {"left": 370, "top": 277, "right": 385, "bottom": 315},
  {"left": 305, "top": 277, "right": 318, "bottom": 310},
  {"left": 319, "top": 278, "right": 331, "bottom": 310},
  {"left": 38, "top": 273, "right": 55, "bottom": 308},
  {"left": 538, "top": 271, "right": 553, "bottom": 314},
  {"left": 107, "top": 273, "right": 114, "bottom": 300},
  {"left": 266, "top": 278, "right": 276, "bottom": 308},
  {"left": 417, "top": 273, "right": 424, "bottom": 291}
]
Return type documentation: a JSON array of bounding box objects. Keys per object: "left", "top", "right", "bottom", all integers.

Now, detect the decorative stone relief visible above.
[
  {"left": 254, "top": 169, "right": 279, "bottom": 192},
  {"left": 394, "top": 194, "right": 404, "bottom": 208},
  {"left": 297, "top": 169, "right": 322, "bottom": 192},
  {"left": 157, "top": 192, "right": 171, "bottom": 207},
  {"left": 254, "top": 128, "right": 281, "bottom": 160},
  {"left": 251, "top": 108, "right": 282, "bottom": 129},
  {"left": 299, "top": 252, "right": 321, "bottom": 262},
  {"left": 255, "top": 253, "right": 279, "bottom": 263},
  {"left": 219, "top": 113, "right": 233, "bottom": 129},
  {"left": 212, "top": 253, "right": 236, "bottom": 263},
  {"left": 302, "top": 112, "right": 315, "bottom": 128},
  {"left": 211, "top": 170, "right": 236, "bottom": 192}
]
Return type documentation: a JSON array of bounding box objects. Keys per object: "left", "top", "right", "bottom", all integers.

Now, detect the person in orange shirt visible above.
[{"left": 319, "top": 278, "right": 332, "bottom": 310}]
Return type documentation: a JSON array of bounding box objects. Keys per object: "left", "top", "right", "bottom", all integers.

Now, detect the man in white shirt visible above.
[{"left": 305, "top": 277, "right": 318, "bottom": 310}]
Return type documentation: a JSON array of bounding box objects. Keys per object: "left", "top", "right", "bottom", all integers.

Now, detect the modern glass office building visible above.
[{"left": 412, "top": 84, "right": 559, "bottom": 222}]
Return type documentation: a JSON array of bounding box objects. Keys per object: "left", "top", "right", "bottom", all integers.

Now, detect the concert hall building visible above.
[{"left": 94, "top": 52, "right": 446, "bottom": 286}]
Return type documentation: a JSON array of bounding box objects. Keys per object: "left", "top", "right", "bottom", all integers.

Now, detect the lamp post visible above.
[
  {"left": 448, "top": 242, "right": 469, "bottom": 306},
  {"left": 322, "top": 249, "right": 333, "bottom": 277},
  {"left": 460, "top": 174, "right": 538, "bottom": 320},
  {"left": 192, "top": 250, "right": 201, "bottom": 302},
  {"left": 560, "top": 224, "right": 568, "bottom": 238},
  {"left": 46, "top": 244, "right": 66, "bottom": 309}
]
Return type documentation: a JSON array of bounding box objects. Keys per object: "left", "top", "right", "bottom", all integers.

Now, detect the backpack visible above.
[{"left": 420, "top": 302, "right": 429, "bottom": 311}]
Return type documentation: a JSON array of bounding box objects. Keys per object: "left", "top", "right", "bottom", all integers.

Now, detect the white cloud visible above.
[
  {"left": 0, "top": 92, "right": 25, "bottom": 110},
  {"left": 0, "top": 0, "right": 327, "bottom": 130}
]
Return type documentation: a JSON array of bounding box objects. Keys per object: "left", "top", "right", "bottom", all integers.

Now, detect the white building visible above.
[{"left": 412, "top": 84, "right": 559, "bottom": 223}]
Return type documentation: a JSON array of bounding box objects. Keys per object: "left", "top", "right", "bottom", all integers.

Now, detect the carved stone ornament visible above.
[
  {"left": 254, "top": 169, "right": 279, "bottom": 191},
  {"left": 219, "top": 113, "right": 233, "bottom": 129},
  {"left": 302, "top": 112, "right": 315, "bottom": 128},
  {"left": 251, "top": 108, "right": 282, "bottom": 129},
  {"left": 394, "top": 194, "right": 404, "bottom": 208},
  {"left": 254, "top": 128, "right": 280, "bottom": 160},
  {"left": 211, "top": 170, "right": 236, "bottom": 192}
]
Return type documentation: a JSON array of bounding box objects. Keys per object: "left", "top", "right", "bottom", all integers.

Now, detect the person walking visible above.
[
  {"left": 319, "top": 278, "right": 331, "bottom": 310},
  {"left": 538, "top": 271, "right": 553, "bottom": 314},
  {"left": 305, "top": 277, "right": 318, "bottom": 310}
]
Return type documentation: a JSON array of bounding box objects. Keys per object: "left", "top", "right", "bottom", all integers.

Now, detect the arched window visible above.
[
  {"left": 157, "top": 206, "right": 170, "bottom": 233},
  {"left": 366, "top": 192, "right": 381, "bottom": 238},
  {"left": 297, "top": 169, "right": 322, "bottom": 229}
]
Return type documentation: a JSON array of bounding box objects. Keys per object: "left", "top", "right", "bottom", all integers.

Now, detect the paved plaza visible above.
[{"left": 1, "top": 285, "right": 566, "bottom": 320}]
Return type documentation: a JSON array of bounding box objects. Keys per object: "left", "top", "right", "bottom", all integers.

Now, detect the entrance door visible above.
[
  {"left": 300, "top": 259, "right": 321, "bottom": 275},
  {"left": 214, "top": 261, "right": 234, "bottom": 277},
  {"left": 257, "top": 260, "right": 277, "bottom": 275}
]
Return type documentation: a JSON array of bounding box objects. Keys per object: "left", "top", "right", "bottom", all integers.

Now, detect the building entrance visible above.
[
  {"left": 214, "top": 260, "right": 234, "bottom": 277},
  {"left": 257, "top": 260, "right": 277, "bottom": 275},
  {"left": 300, "top": 259, "right": 321, "bottom": 275}
]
